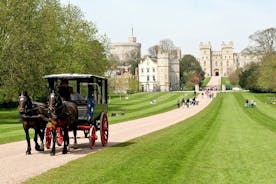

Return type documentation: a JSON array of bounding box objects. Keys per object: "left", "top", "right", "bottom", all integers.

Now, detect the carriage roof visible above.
[{"left": 43, "top": 73, "right": 106, "bottom": 80}]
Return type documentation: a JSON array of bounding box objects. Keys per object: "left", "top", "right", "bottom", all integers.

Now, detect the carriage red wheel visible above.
[
  {"left": 45, "top": 126, "right": 52, "bottom": 149},
  {"left": 89, "top": 125, "right": 97, "bottom": 149},
  {"left": 56, "top": 127, "right": 63, "bottom": 146},
  {"left": 100, "top": 112, "right": 108, "bottom": 146}
]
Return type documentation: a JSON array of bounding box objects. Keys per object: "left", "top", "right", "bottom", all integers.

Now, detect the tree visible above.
[
  {"left": 239, "top": 62, "right": 261, "bottom": 91},
  {"left": 0, "top": 0, "right": 108, "bottom": 101},
  {"left": 148, "top": 39, "right": 176, "bottom": 57},
  {"left": 179, "top": 54, "right": 205, "bottom": 89},
  {"left": 245, "top": 27, "right": 276, "bottom": 55},
  {"left": 228, "top": 68, "right": 242, "bottom": 86},
  {"left": 243, "top": 28, "right": 276, "bottom": 92},
  {"left": 258, "top": 53, "right": 276, "bottom": 92}
]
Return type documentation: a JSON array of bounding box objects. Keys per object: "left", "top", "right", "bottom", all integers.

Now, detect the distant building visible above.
[
  {"left": 110, "top": 33, "right": 141, "bottom": 65},
  {"left": 199, "top": 41, "right": 260, "bottom": 77},
  {"left": 109, "top": 31, "right": 141, "bottom": 93},
  {"left": 138, "top": 47, "right": 181, "bottom": 92}
]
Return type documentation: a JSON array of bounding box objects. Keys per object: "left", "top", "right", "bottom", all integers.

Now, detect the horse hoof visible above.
[
  {"left": 35, "top": 145, "right": 40, "bottom": 151},
  {"left": 26, "top": 151, "right": 31, "bottom": 155},
  {"left": 50, "top": 151, "right": 56, "bottom": 156},
  {"left": 62, "top": 149, "right": 68, "bottom": 154},
  {"left": 73, "top": 144, "right": 78, "bottom": 149}
]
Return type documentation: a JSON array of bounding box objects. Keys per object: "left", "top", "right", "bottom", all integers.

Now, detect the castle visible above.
[
  {"left": 110, "top": 33, "right": 181, "bottom": 92},
  {"left": 199, "top": 41, "right": 260, "bottom": 77}
]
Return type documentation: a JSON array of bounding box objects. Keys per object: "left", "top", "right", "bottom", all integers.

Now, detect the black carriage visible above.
[{"left": 44, "top": 73, "right": 108, "bottom": 150}]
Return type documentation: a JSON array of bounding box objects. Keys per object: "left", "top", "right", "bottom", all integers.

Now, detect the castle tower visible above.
[
  {"left": 110, "top": 27, "right": 141, "bottom": 64},
  {"left": 169, "top": 48, "right": 181, "bottom": 90},
  {"left": 199, "top": 42, "right": 212, "bottom": 76},
  {"left": 221, "top": 41, "right": 233, "bottom": 76},
  {"left": 157, "top": 51, "right": 170, "bottom": 91}
]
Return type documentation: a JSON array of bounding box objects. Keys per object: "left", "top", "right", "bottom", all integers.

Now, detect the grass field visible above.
[
  {"left": 0, "top": 92, "right": 193, "bottom": 144},
  {"left": 0, "top": 109, "right": 31, "bottom": 144},
  {"left": 25, "top": 92, "right": 276, "bottom": 184},
  {"left": 201, "top": 77, "right": 211, "bottom": 87},
  {"left": 221, "top": 77, "right": 230, "bottom": 85},
  {"left": 109, "top": 92, "right": 192, "bottom": 123}
]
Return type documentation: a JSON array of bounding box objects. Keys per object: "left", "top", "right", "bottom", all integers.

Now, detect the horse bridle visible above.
[{"left": 49, "top": 93, "right": 64, "bottom": 115}]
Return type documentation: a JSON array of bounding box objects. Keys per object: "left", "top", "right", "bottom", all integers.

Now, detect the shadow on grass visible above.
[{"left": 39, "top": 141, "right": 135, "bottom": 156}]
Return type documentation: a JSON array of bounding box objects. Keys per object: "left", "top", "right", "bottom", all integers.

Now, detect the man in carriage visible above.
[{"left": 58, "top": 79, "right": 71, "bottom": 101}]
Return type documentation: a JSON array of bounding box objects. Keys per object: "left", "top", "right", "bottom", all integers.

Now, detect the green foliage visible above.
[
  {"left": 180, "top": 54, "right": 205, "bottom": 88},
  {"left": 201, "top": 77, "right": 210, "bottom": 87},
  {"left": 0, "top": 0, "right": 108, "bottom": 101},
  {"left": 239, "top": 62, "right": 262, "bottom": 91},
  {"left": 127, "top": 78, "right": 139, "bottom": 94},
  {"left": 238, "top": 28, "right": 276, "bottom": 92},
  {"left": 258, "top": 53, "right": 276, "bottom": 92},
  {"left": 228, "top": 68, "right": 242, "bottom": 86}
]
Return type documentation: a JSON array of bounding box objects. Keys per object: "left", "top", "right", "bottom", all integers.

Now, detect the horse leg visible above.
[
  {"left": 24, "top": 127, "right": 31, "bottom": 155},
  {"left": 62, "top": 127, "right": 69, "bottom": 154},
  {"left": 73, "top": 127, "right": 78, "bottom": 149},
  {"left": 34, "top": 128, "right": 41, "bottom": 151},
  {"left": 51, "top": 128, "right": 57, "bottom": 156},
  {"left": 37, "top": 126, "right": 45, "bottom": 151}
]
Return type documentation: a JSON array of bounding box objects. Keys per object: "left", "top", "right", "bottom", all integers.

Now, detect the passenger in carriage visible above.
[
  {"left": 69, "top": 87, "right": 84, "bottom": 101},
  {"left": 58, "top": 79, "right": 71, "bottom": 101}
]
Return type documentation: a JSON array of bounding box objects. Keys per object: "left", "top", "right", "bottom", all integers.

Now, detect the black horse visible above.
[
  {"left": 48, "top": 92, "right": 78, "bottom": 155},
  {"left": 18, "top": 92, "right": 48, "bottom": 155}
]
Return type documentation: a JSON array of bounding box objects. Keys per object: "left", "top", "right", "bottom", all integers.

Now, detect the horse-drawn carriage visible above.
[
  {"left": 18, "top": 73, "right": 109, "bottom": 155},
  {"left": 44, "top": 74, "right": 109, "bottom": 155}
]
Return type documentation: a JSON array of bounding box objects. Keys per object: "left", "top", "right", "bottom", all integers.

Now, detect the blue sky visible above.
[{"left": 60, "top": 0, "right": 276, "bottom": 56}]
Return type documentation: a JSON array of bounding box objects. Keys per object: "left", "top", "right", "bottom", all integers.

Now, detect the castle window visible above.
[
  {"left": 152, "top": 68, "right": 155, "bottom": 72},
  {"left": 147, "top": 68, "right": 149, "bottom": 73},
  {"left": 147, "top": 76, "right": 149, "bottom": 81},
  {"left": 141, "top": 68, "right": 144, "bottom": 73},
  {"left": 153, "top": 75, "right": 156, "bottom": 81},
  {"left": 204, "top": 61, "right": 206, "bottom": 66}
]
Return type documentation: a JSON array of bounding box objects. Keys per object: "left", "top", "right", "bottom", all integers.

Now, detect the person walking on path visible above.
[
  {"left": 186, "top": 98, "right": 190, "bottom": 108},
  {"left": 177, "top": 99, "right": 180, "bottom": 108}
]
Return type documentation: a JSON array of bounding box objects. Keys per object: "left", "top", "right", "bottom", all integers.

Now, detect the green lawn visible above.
[
  {"left": 0, "top": 92, "right": 192, "bottom": 144},
  {"left": 0, "top": 109, "right": 28, "bottom": 144},
  {"left": 25, "top": 93, "right": 276, "bottom": 184},
  {"left": 221, "top": 77, "right": 230, "bottom": 85},
  {"left": 201, "top": 77, "right": 211, "bottom": 87},
  {"left": 108, "top": 92, "right": 192, "bottom": 123}
]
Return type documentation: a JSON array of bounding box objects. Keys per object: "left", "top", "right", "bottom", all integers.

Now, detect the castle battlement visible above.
[
  {"left": 199, "top": 42, "right": 212, "bottom": 49},
  {"left": 221, "top": 41, "right": 233, "bottom": 49}
]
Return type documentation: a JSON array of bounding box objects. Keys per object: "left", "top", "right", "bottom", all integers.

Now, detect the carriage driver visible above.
[{"left": 58, "top": 79, "right": 71, "bottom": 101}]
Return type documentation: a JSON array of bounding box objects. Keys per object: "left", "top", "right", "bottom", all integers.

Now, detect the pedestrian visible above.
[
  {"left": 186, "top": 98, "right": 190, "bottom": 108},
  {"left": 181, "top": 98, "right": 185, "bottom": 108},
  {"left": 177, "top": 99, "right": 180, "bottom": 108}
]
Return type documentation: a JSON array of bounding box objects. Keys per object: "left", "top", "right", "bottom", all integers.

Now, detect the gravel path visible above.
[{"left": 0, "top": 78, "right": 219, "bottom": 183}]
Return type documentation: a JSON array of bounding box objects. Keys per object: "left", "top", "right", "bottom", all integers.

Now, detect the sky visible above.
[{"left": 60, "top": 0, "right": 276, "bottom": 57}]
